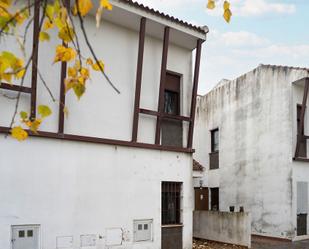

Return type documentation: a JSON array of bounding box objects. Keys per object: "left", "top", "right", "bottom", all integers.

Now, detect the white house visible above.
[
  {"left": 0, "top": 1, "right": 208, "bottom": 249},
  {"left": 193, "top": 64, "right": 309, "bottom": 241}
]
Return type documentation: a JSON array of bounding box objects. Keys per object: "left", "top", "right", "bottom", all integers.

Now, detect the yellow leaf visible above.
[
  {"left": 72, "top": 0, "right": 93, "bottom": 17},
  {"left": 92, "top": 60, "right": 104, "bottom": 71},
  {"left": 80, "top": 67, "right": 89, "bottom": 79},
  {"left": 2, "top": 73, "right": 12, "bottom": 83},
  {"left": 11, "top": 126, "right": 28, "bottom": 141},
  {"left": 38, "top": 105, "right": 52, "bottom": 118},
  {"left": 58, "top": 26, "right": 75, "bottom": 43},
  {"left": 29, "top": 119, "right": 42, "bottom": 133},
  {"left": 207, "top": 0, "right": 215, "bottom": 10},
  {"left": 39, "top": 31, "right": 50, "bottom": 42},
  {"left": 100, "top": 0, "right": 112, "bottom": 10},
  {"left": 45, "top": 4, "right": 55, "bottom": 20},
  {"left": 63, "top": 106, "right": 69, "bottom": 118},
  {"left": 86, "top": 58, "right": 93, "bottom": 66},
  {"left": 43, "top": 19, "right": 54, "bottom": 30},
  {"left": 54, "top": 45, "right": 76, "bottom": 63},
  {"left": 223, "top": 1, "right": 230, "bottom": 10},
  {"left": 68, "top": 67, "right": 77, "bottom": 77},
  {"left": 223, "top": 8, "right": 232, "bottom": 23},
  {"left": 15, "top": 68, "right": 25, "bottom": 79}
]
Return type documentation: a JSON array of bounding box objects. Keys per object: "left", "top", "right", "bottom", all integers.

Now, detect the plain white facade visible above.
[
  {"left": 0, "top": 1, "right": 207, "bottom": 249},
  {"left": 193, "top": 65, "right": 309, "bottom": 240}
]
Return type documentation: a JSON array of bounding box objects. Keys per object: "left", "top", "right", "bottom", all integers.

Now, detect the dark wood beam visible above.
[
  {"left": 0, "top": 83, "right": 32, "bottom": 93},
  {"left": 155, "top": 26, "right": 170, "bottom": 145},
  {"left": 295, "top": 78, "right": 309, "bottom": 158},
  {"left": 58, "top": 0, "right": 71, "bottom": 134},
  {"left": 140, "top": 108, "right": 191, "bottom": 122},
  {"left": 0, "top": 126, "right": 194, "bottom": 154},
  {"left": 30, "top": 0, "right": 41, "bottom": 120},
  {"left": 132, "top": 17, "right": 146, "bottom": 142},
  {"left": 187, "top": 39, "right": 203, "bottom": 149}
]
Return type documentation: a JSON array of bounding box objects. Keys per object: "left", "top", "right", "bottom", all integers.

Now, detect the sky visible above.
[{"left": 134, "top": 0, "right": 309, "bottom": 94}]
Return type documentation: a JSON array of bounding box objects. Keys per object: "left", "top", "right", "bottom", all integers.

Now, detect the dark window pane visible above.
[
  {"left": 211, "top": 129, "right": 219, "bottom": 152},
  {"left": 19, "top": 230, "right": 25, "bottom": 238},
  {"left": 27, "top": 230, "right": 33, "bottom": 237},
  {"left": 162, "top": 182, "right": 182, "bottom": 225},
  {"left": 211, "top": 188, "right": 219, "bottom": 211},
  {"left": 138, "top": 224, "right": 142, "bottom": 230},
  {"left": 144, "top": 224, "right": 148, "bottom": 230},
  {"left": 164, "top": 90, "right": 179, "bottom": 115}
]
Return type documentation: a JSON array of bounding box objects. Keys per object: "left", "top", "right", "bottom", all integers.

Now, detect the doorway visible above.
[
  {"left": 297, "top": 182, "right": 308, "bottom": 236},
  {"left": 12, "top": 225, "right": 40, "bottom": 249},
  {"left": 194, "top": 187, "right": 209, "bottom": 211}
]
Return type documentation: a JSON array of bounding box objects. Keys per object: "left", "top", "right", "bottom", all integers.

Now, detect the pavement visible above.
[
  {"left": 252, "top": 236, "right": 309, "bottom": 249},
  {"left": 193, "top": 238, "right": 309, "bottom": 249}
]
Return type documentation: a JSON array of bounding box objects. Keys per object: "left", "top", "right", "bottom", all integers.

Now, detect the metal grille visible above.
[{"left": 162, "top": 182, "right": 182, "bottom": 225}]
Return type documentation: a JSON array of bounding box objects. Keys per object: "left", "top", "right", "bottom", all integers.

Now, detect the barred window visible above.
[{"left": 162, "top": 182, "right": 182, "bottom": 225}]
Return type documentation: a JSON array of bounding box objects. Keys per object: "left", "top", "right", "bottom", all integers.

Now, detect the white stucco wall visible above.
[
  {"left": 193, "top": 65, "right": 309, "bottom": 240},
  {"left": 0, "top": 6, "right": 198, "bottom": 249},
  {"left": 0, "top": 137, "right": 193, "bottom": 249}
]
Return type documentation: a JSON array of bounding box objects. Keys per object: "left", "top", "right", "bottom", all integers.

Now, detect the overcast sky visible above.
[{"left": 135, "top": 0, "right": 309, "bottom": 94}]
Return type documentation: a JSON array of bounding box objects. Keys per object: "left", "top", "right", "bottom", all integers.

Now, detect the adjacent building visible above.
[
  {"left": 194, "top": 64, "right": 309, "bottom": 241},
  {"left": 0, "top": 1, "right": 207, "bottom": 249}
]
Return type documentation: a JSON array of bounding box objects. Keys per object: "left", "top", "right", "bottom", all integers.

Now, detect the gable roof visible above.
[
  {"left": 118, "top": 0, "right": 208, "bottom": 35},
  {"left": 193, "top": 159, "right": 205, "bottom": 172}
]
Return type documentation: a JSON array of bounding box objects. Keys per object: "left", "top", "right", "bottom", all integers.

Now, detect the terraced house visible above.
[
  {"left": 194, "top": 65, "right": 309, "bottom": 242},
  {"left": 0, "top": 1, "right": 208, "bottom": 249}
]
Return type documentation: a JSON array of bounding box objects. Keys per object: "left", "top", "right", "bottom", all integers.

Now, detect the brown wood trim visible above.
[
  {"left": 161, "top": 224, "right": 183, "bottom": 228},
  {"left": 140, "top": 108, "right": 191, "bottom": 122},
  {"left": 0, "top": 83, "right": 32, "bottom": 93},
  {"left": 0, "top": 126, "right": 194, "bottom": 153},
  {"left": 132, "top": 17, "right": 146, "bottom": 142},
  {"left": 58, "top": 0, "right": 70, "bottom": 134},
  {"left": 293, "top": 157, "right": 309, "bottom": 162},
  {"left": 187, "top": 39, "right": 203, "bottom": 149},
  {"left": 295, "top": 78, "right": 309, "bottom": 158},
  {"left": 30, "top": 0, "right": 41, "bottom": 120},
  {"left": 155, "top": 26, "right": 170, "bottom": 145}
]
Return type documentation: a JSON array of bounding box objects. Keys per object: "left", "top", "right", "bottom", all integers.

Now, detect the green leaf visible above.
[
  {"left": 38, "top": 105, "right": 52, "bottom": 118},
  {"left": 20, "top": 111, "right": 28, "bottom": 120},
  {"left": 73, "top": 83, "right": 86, "bottom": 100},
  {"left": 39, "top": 31, "right": 50, "bottom": 42}
]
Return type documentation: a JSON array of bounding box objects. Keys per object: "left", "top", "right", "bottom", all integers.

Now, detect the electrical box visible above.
[{"left": 133, "top": 219, "right": 153, "bottom": 242}]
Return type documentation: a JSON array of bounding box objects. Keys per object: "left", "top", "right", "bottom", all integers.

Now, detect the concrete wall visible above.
[
  {"left": 0, "top": 6, "right": 197, "bottom": 249},
  {"left": 193, "top": 65, "right": 309, "bottom": 240},
  {"left": 193, "top": 211, "right": 251, "bottom": 248}
]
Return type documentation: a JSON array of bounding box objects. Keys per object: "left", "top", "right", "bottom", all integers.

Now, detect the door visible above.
[
  {"left": 12, "top": 225, "right": 39, "bottom": 249},
  {"left": 297, "top": 182, "right": 308, "bottom": 236},
  {"left": 194, "top": 187, "right": 209, "bottom": 211}
]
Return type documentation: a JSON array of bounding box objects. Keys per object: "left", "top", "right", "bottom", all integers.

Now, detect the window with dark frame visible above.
[
  {"left": 211, "top": 128, "right": 219, "bottom": 152},
  {"left": 297, "top": 104, "right": 307, "bottom": 157},
  {"left": 161, "top": 72, "right": 183, "bottom": 147},
  {"left": 210, "top": 188, "right": 219, "bottom": 211},
  {"left": 162, "top": 182, "right": 182, "bottom": 225}
]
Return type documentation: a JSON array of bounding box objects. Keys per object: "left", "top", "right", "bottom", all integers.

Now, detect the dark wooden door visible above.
[
  {"left": 194, "top": 188, "right": 209, "bottom": 211},
  {"left": 297, "top": 214, "right": 307, "bottom": 236},
  {"left": 162, "top": 226, "right": 182, "bottom": 249}
]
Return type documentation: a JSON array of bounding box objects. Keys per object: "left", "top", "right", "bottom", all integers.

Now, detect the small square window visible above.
[
  {"left": 144, "top": 224, "right": 148, "bottom": 230},
  {"left": 27, "top": 230, "right": 33, "bottom": 237},
  {"left": 19, "top": 230, "right": 25, "bottom": 238},
  {"left": 138, "top": 224, "right": 143, "bottom": 230}
]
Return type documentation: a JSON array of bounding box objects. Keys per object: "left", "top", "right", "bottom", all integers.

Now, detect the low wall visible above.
[{"left": 193, "top": 211, "right": 251, "bottom": 248}]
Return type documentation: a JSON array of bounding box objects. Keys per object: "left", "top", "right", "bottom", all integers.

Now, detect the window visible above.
[
  {"left": 297, "top": 104, "right": 307, "bottom": 157},
  {"left": 210, "top": 188, "right": 219, "bottom": 211},
  {"left": 18, "top": 230, "right": 25, "bottom": 238},
  {"left": 27, "top": 230, "right": 33, "bottom": 237},
  {"left": 161, "top": 72, "right": 183, "bottom": 147},
  {"left": 134, "top": 220, "right": 153, "bottom": 242},
  {"left": 162, "top": 182, "right": 182, "bottom": 225},
  {"left": 211, "top": 128, "right": 219, "bottom": 152}
]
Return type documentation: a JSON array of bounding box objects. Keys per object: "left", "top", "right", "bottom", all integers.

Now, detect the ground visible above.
[{"left": 193, "top": 238, "right": 309, "bottom": 249}]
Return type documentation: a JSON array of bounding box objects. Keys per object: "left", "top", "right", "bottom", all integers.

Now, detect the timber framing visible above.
[
  {"left": 294, "top": 78, "right": 309, "bottom": 161},
  {"left": 0, "top": 11, "right": 204, "bottom": 153}
]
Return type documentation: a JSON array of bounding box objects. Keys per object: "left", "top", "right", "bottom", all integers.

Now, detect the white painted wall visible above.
[
  {"left": 193, "top": 65, "right": 309, "bottom": 240},
  {"left": 0, "top": 6, "right": 198, "bottom": 249}
]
